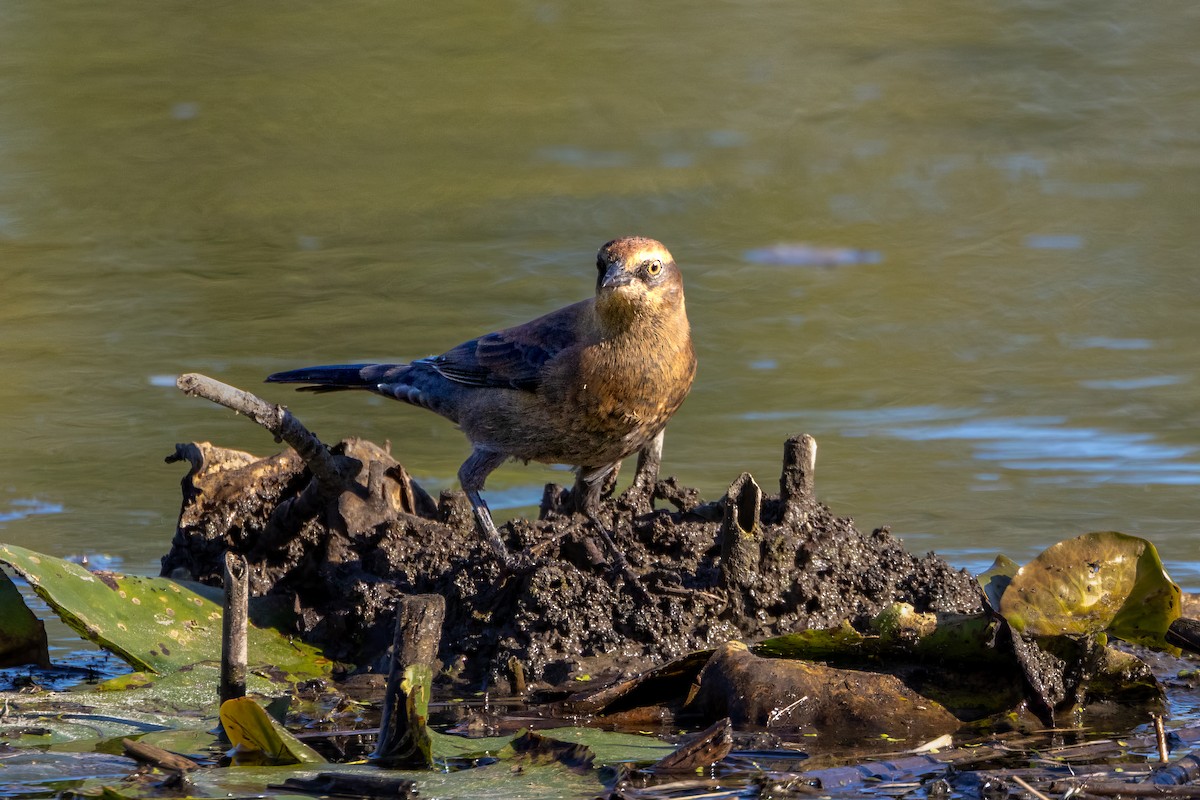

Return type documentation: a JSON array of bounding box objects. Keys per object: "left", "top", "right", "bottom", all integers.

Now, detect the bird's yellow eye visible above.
[{"left": 645, "top": 260, "right": 662, "bottom": 276}]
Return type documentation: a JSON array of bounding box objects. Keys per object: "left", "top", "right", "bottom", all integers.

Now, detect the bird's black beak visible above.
[{"left": 600, "top": 262, "right": 634, "bottom": 290}]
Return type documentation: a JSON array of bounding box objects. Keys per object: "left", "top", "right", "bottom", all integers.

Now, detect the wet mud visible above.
[{"left": 161, "top": 434, "right": 983, "bottom": 693}]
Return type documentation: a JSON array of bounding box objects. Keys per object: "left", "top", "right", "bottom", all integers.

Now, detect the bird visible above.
[{"left": 266, "top": 236, "right": 696, "bottom": 571}]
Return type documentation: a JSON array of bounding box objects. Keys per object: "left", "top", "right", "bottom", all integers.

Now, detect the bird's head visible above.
[{"left": 593, "top": 236, "right": 685, "bottom": 326}]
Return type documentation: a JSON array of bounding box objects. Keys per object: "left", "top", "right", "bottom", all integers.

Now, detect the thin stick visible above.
[
  {"left": 122, "top": 738, "right": 200, "bottom": 772},
  {"left": 176, "top": 373, "right": 357, "bottom": 494},
  {"left": 1154, "top": 714, "right": 1169, "bottom": 763},
  {"left": 220, "top": 551, "right": 248, "bottom": 706},
  {"left": 370, "top": 595, "right": 445, "bottom": 769},
  {"left": 1011, "top": 774, "right": 1053, "bottom": 800}
]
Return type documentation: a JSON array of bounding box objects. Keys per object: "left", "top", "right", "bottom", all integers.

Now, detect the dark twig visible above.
[
  {"left": 1154, "top": 714, "right": 1170, "bottom": 763},
  {"left": 1011, "top": 775, "right": 1053, "bottom": 800},
  {"left": 121, "top": 738, "right": 200, "bottom": 772},
  {"left": 175, "top": 373, "right": 358, "bottom": 496},
  {"left": 220, "top": 551, "right": 248, "bottom": 707},
  {"left": 651, "top": 717, "right": 733, "bottom": 773},
  {"left": 370, "top": 595, "right": 445, "bottom": 769}
]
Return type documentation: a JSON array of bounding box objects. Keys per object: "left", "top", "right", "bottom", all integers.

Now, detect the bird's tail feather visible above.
[{"left": 265, "top": 363, "right": 406, "bottom": 392}]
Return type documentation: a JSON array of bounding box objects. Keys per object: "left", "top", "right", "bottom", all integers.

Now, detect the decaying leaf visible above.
[
  {"left": 999, "top": 531, "right": 1181, "bottom": 648},
  {"left": 219, "top": 696, "right": 324, "bottom": 766},
  {"left": 504, "top": 729, "right": 595, "bottom": 773},
  {"left": 977, "top": 555, "right": 1019, "bottom": 612},
  {"left": 650, "top": 717, "right": 733, "bottom": 772},
  {"left": 370, "top": 663, "right": 433, "bottom": 768},
  {"left": 0, "top": 567, "right": 49, "bottom": 668}
]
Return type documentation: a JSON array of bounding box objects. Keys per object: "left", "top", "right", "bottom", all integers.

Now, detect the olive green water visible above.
[{"left": 2, "top": 3, "right": 1199, "bottom": 606}]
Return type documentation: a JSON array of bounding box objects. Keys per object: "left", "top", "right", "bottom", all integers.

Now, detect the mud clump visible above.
[{"left": 161, "top": 435, "right": 982, "bottom": 693}]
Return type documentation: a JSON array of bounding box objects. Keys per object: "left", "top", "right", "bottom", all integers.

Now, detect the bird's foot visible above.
[
  {"left": 465, "top": 489, "right": 536, "bottom": 575},
  {"left": 583, "top": 510, "right": 652, "bottom": 605},
  {"left": 625, "top": 430, "right": 663, "bottom": 508},
  {"left": 496, "top": 547, "right": 537, "bottom": 577}
]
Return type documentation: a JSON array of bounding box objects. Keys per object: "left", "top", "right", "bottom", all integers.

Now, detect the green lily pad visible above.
[
  {"left": 754, "top": 621, "right": 867, "bottom": 660},
  {"left": 0, "top": 665, "right": 309, "bottom": 757},
  {"left": 186, "top": 758, "right": 604, "bottom": 800},
  {"left": 190, "top": 728, "right": 647, "bottom": 799},
  {"left": 0, "top": 749, "right": 138, "bottom": 790},
  {"left": 81, "top": 662, "right": 291, "bottom": 715},
  {"left": 0, "top": 567, "right": 49, "bottom": 668},
  {"left": 0, "top": 702, "right": 185, "bottom": 748},
  {"left": 521, "top": 727, "right": 674, "bottom": 765},
  {"left": 132, "top": 722, "right": 226, "bottom": 764},
  {"left": 999, "top": 531, "right": 1181, "bottom": 648},
  {"left": 977, "top": 554, "right": 1019, "bottom": 612},
  {"left": 0, "top": 543, "right": 332, "bottom": 678},
  {"left": 430, "top": 726, "right": 674, "bottom": 765}
]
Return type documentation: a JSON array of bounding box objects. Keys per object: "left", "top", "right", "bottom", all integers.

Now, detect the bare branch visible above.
[{"left": 175, "top": 372, "right": 357, "bottom": 495}]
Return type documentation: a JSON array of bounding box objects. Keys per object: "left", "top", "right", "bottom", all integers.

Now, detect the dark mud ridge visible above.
[{"left": 161, "top": 433, "right": 982, "bottom": 694}]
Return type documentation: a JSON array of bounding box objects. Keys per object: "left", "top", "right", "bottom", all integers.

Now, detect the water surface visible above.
[{"left": 1, "top": 3, "right": 1198, "bottom": 609}]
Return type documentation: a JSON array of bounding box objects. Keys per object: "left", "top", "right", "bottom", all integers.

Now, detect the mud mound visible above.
[{"left": 161, "top": 434, "right": 981, "bottom": 693}]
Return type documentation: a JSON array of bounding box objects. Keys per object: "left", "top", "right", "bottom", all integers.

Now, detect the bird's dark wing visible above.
[{"left": 419, "top": 301, "right": 585, "bottom": 392}]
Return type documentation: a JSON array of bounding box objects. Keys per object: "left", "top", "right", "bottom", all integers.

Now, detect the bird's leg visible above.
[
  {"left": 577, "top": 465, "right": 651, "bottom": 603},
  {"left": 628, "top": 428, "right": 664, "bottom": 499},
  {"left": 459, "top": 447, "right": 522, "bottom": 569},
  {"left": 571, "top": 463, "right": 611, "bottom": 515}
]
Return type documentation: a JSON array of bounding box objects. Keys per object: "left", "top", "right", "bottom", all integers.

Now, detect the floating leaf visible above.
[
  {"left": 430, "top": 726, "right": 674, "bottom": 765},
  {"left": 651, "top": 717, "right": 733, "bottom": 772},
  {"left": 502, "top": 729, "right": 595, "bottom": 773},
  {"left": 84, "top": 662, "right": 297, "bottom": 717},
  {"left": 0, "top": 703, "right": 182, "bottom": 747},
  {"left": 0, "top": 567, "right": 49, "bottom": 668},
  {"left": 999, "top": 531, "right": 1181, "bottom": 648},
  {"left": 370, "top": 663, "right": 433, "bottom": 768},
  {"left": 0, "top": 543, "right": 331, "bottom": 678},
  {"left": 755, "top": 621, "right": 866, "bottom": 659},
  {"left": 219, "top": 696, "right": 324, "bottom": 766},
  {"left": 977, "top": 555, "right": 1019, "bottom": 612},
  {"left": 0, "top": 750, "right": 137, "bottom": 789},
  {"left": 190, "top": 759, "right": 603, "bottom": 800}
]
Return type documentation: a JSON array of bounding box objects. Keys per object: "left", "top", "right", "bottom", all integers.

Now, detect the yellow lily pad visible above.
[
  {"left": 999, "top": 531, "right": 1181, "bottom": 648},
  {"left": 219, "top": 696, "right": 325, "bottom": 766}
]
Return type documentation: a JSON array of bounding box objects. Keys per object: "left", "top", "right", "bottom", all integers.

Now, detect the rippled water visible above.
[{"left": 1, "top": 2, "right": 1198, "bottom": 634}]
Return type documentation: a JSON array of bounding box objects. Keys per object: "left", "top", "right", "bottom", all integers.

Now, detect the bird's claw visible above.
[
  {"left": 497, "top": 548, "right": 537, "bottom": 576},
  {"left": 582, "top": 511, "right": 653, "bottom": 604},
  {"left": 613, "top": 561, "right": 653, "bottom": 605}
]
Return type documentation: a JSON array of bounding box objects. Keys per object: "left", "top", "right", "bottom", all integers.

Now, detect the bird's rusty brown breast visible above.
[{"left": 570, "top": 293, "right": 695, "bottom": 457}]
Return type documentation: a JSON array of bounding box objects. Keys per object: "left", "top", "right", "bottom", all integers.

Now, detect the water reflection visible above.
[
  {"left": 0, "top": 499, "right": 63, "bottom": 525},
  {"left": 743, "top": 406, "right": 1200, "bottom": 486}
]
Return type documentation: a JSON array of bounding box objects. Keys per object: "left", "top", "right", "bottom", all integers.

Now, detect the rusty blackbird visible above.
[{"left": 267, "top": 236, "right": 696, "bottom": 568}]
